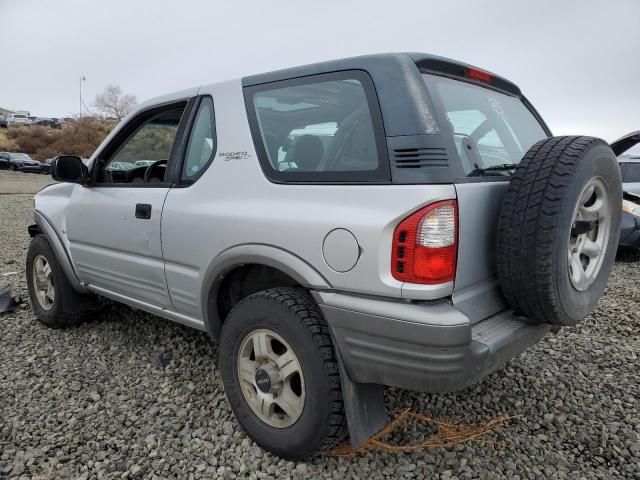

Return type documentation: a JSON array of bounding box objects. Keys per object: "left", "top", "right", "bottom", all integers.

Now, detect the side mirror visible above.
[{"left": 51, "top": 155, "right": 88, "bottom": 184}]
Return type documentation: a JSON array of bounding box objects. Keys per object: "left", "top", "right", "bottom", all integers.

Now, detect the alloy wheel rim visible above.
[
  {"left": 32, "top": 254, "right": 55, "bottom": 310},
  {"left": 236, "top": 328, "right": 305, "bottom": 428},
  {"left": 567, "top": 177, "right": 611, "bottom": 291}
]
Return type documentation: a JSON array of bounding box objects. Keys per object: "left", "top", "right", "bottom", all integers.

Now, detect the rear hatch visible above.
[{"left": 420, "top": 69, "right": 551, "bottom": 322}]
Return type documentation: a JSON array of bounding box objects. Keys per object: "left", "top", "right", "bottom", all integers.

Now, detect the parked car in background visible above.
[
  {"left": 105, "top": 161, "right": 135, "bottom": 171},
  {"left": 33, "top": 118, "right": 61, "bottom": 128},
  {"left": 0, "top": 116, "right": 8, "bottom": 128},
  {"left": 620, "top": 192, "right": 640, "bottom": 251},
  {"left": 619, "top": 157, "right": 640, "bottom": 196},
  {"left": 40, "top": 158, "right": 55, "bottom": 174},
  {"left": 612, "top": 131, "right": 640, "bottom": 251},
  {"left": 26, "top": 116, "right": 37, "bottom": 125},
  {"left": 0, "top": 152, "right": 40, "bottom": 171},
  {"left": 133, "top": 160, "right": 156, "bottom": 168},
  {"left": 17, "top": 160, "right": 44, "bottom": 173},
  {"left": 7, "top": 113, "right": 29, "bottom": 125},
  {"left": 0, "top": 152, "right": 11, "bottom": 168}
]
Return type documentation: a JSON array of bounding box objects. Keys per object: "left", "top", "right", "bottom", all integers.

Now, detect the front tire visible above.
[
  {"left": 219, "top": 287, "right": 347, "bottom": 459},
  {"left": 26, "top": 235, "right": 95, "bottom": 328}
]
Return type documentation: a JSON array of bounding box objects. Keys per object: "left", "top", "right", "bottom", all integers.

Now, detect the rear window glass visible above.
[
  {"left": 423, "top": 74, "right": 547, "bottom": 176},
  {"left": 246, "top": 71, "right": 388, "bottom": 183},
  {"left": 622, "top": 163, "right": 640, "bottom": 182}
]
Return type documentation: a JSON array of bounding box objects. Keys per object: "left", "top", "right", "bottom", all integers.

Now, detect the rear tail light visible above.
[
  {"left": 465, "top": 66, "right": 494, "bottom": 83},
  {"left": 391, "top": 200, "right": 458, "bottom": 284}
]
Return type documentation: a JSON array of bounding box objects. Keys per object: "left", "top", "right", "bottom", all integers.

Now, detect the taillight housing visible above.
[
  {"left": 391, "top": 200, "right": 458, "bottom": 284},
  {"left": 465, "top": 66, "right": 494, "bottom": 83}
]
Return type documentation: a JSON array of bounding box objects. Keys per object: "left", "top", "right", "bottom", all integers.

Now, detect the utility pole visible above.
[{"left": 79, "top": 76, "right": 86, "bottom": 118}]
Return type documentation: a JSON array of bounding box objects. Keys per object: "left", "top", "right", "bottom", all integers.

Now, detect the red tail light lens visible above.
[
  {"left": 465, "top": 66, "right": 494, "bottom": 83},
  {"left": 391, "top": 200, "right": 458, "bottom": 284}
]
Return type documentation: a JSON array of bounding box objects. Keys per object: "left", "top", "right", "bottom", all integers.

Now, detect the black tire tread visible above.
[
  {"left": 26, "top": 235, "right": 92, "bottom": 328},
  {"left": 230, "top": 287, "right": 348, "bottom": 451},
  {"left": 497, "top": 136, "right": 609, "bottom": 325}
]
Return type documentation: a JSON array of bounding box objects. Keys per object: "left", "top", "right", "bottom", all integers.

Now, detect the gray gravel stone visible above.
[{"left": 0, "top": 174, "right": 639, "bottom": 479}]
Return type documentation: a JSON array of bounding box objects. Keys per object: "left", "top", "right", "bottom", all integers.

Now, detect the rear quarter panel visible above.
[{"left": 160, "top": 80, "right": 456, "bottom": 319}]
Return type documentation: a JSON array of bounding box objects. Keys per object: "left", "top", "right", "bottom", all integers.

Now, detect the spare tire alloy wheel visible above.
[
  {"left": 237, "top": 328, "right": 305, "bottom": 428},
  {"left": 32, "top": 254, "right": 55, "bottom": 310},
  {"left": 568, "top": 178, "right": 611, "bottom": 291},
  {"left": 497, "top": 136, "right": 622, "bottom": 326}
]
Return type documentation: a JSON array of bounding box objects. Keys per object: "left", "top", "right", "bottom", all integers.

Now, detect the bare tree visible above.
[{"left": 94, "top": 84, "right": 137, "bottom": 121}]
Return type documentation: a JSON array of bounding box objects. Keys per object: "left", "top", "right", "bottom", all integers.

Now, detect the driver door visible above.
[{"left": 65, "top": 100, "right": 192, "bottom": 308}]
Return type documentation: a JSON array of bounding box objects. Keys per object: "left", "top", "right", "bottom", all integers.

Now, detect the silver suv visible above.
[{"left": 27, "top": 53, "right": 623, "bottom": 458}]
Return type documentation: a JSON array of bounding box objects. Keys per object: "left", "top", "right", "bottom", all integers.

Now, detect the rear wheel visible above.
[
  {"left": 497, "top": 136, "right": 622, "bottom": 325},
  {"left": 219, "top": 287, "right": 347, "bottom": 459}
]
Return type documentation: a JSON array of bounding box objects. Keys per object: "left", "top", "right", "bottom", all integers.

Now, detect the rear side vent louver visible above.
[{"left": 392, "top": 147, "right": 448, "bottom": 169}]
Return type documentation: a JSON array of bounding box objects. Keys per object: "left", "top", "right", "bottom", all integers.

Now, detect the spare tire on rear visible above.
[{"left": 497, "top": 136, "right": 622, "bottom": 326}]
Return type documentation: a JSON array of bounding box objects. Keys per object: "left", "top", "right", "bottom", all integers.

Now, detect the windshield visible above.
[
  {"left": 10, "top": 153, "right": 31, "bottom": 160},
  {"left": 423, "top": 74, "right": 547, "bottom": 176}
]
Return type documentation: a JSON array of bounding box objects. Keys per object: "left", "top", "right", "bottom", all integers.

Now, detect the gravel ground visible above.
[
  {"left": 0, "top": 170, "right": 53, "bottom": 194},
  {"left": 0, "top": 174, "right": 639, "bottom": 479}
]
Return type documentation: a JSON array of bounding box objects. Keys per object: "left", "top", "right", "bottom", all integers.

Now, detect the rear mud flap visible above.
[{"left": 333, "top": 345, "right": 388, "bottom": 448}]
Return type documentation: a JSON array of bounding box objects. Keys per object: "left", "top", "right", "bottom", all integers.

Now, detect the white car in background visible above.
[{"left": 8, "top": 113, "right": 30, "bottom": 125}]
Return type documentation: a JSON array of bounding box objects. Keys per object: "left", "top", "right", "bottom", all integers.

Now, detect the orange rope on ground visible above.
[{"left": 322, "top": 409, "right": 518, "bottom": 457}]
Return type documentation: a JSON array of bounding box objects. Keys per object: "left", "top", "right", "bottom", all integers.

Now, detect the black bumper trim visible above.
[{"left": 319, "top": 295, "right": 550, "bottom": 393}]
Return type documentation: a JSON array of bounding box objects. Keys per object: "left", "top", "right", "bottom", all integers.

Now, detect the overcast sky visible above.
[{"left": 1, "top": 0, "right": 638, "bottom": 148}]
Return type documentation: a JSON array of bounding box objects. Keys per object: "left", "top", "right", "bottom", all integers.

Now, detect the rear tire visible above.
[
  {"left": 497, "top": 136, "right": 622, "bottom": 325},
  {"left": 219, "top": 287, "right": 347, "bottom": 459},
  {"left": 26, "top": 235, "right": 96, "bottom": 328}
]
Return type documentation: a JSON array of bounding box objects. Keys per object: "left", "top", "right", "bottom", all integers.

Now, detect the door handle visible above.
[{"left": 135, "top": 203, "right": 152, "bottom": 219}]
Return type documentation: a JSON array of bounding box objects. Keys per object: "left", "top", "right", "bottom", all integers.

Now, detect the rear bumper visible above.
[{"left": 316, "top": 292, "right": 550, "bottom": 393}]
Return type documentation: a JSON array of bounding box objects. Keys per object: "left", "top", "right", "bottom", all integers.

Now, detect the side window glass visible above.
[
  {"left": 99, "top": 106, "right": 184, "bottom": 184},
  {"left": 248, "top": 72, "right": 386, "bottom": 182},
  {"left": 182, "top": 97, "right": 216, "bottom": 181}
]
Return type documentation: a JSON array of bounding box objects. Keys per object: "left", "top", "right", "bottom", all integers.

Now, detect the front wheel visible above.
[
  {"left": 26, "top": 235, "right": 96, "bottom": 328},
  {"left": 218, "top": 287, "right": 347, "bottom": 459}
]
